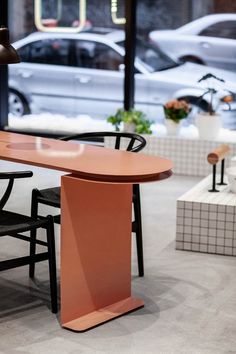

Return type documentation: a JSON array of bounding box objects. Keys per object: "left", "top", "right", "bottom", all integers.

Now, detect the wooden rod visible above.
[{"left": 207, "top": 144, "right": 230, "bottom": 165}]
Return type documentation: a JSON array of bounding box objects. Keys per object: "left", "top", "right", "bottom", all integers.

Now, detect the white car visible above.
[
  {"left": 149, "top": 14, "right": 236, "bottom": 71},
  {"left": 9, "top": 28, "right": 236, "bottom": 124}
]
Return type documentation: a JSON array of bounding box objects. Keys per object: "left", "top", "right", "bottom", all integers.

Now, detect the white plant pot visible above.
[
  {"left": 195, "top": 113, "right": 221, "bottom": 140},
  {"left": 166, "top": 119, "right": 179, "bottom": 136},
  {"left": 123, "top": 122, "right": 136, "bottom": 133}
]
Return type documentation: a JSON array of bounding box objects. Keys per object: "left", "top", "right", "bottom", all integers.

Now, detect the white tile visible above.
[
  {"left": 177, "top": 208, "right": 184, "bottom": 217},
  {"left": 200, "top": 236, "right": 208, "bottom": 244},
  {"left": 192, "top": 219, "right": 200, "bottom": 227},
  {"left": 225, "top": 230, "right": 234, "bottom": 238},
  {"left": 209, "top": 212, "right": 217, "bottom": 220},
  {"left": 184, "top": 225, "right": 192, "bottom": 234},
  {"left": 176, "top": 233, "right": 184, "bottom": 241},
  {"left": 209, "top": 229, "right": 216, "bottom": 237},
  {"left": 192, "top": 210, "right": 200, "bottom": 218},
  {"left": 216, "top": 229, "right": 225, "bottom": 238},
  {"left": 218, "top": 213, "right": 226, "bottom": 221},
  {"left": 200, "top": 227, "right": 208, "bottom": 236},
  {"left": 176, "top": 241, "right": 183, "bottom": 250},
  {"left": 225, "top": 239, "right": 233, "bottom": 247},
  {"left": 216, "top": 238, "right": 224, "bottom": 246},
  {"left": 217, "top": 221, "right": 225, "bottom": 229},
  {"left": 226, "top": 214, "right": 234, "bottom": 222},
  {"left": 200, "top": 244, "right": 207, "bottom": 252},
  {"left": 208, "top": 245, "right": 216, "bottom": 253},
  {"left": 177, "top": 225, "right": 184, "bottom": 233},
  {"left": 201, "top": 219, "right": 208, "bottom": 228},
  {"left": 226, "top": 222, "right": 234, "bottom": 231},
  {"left": 177, "top": 217, "right": 184, "bottom": 225},
  {"left": 185, "top": 210, "right": 192, "bottom": 218},
  {"left": 192, "top": 235, "right": 200, "bottom": 243},
  {"left": 185, "top": 218, "right": 192, "bottom": 226},
  {"left": 224, "top": 247, "right": 233, "bottom": 256},
  {"left": 184, "top": 234, "right": 192, "bottom": 242},
  {"left": 184, "top": 242, "right": 191, "bottom": 250},
  {"left": 216, "top": 246, "right": 224, "bottom": 254},
  {"left": 192, "top": 244, "right": 200, "bottom": 252}
]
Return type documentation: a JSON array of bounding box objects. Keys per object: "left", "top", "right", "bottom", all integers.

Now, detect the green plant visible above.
[
  {"left": 107, "top": 108, "right": 153, "bottom": 134},
  {"left": 197, "top": 73, "right": 233, "bottom": 115},
  {"left": 163, "top": 99, "right": 190, "bottom": 123}
]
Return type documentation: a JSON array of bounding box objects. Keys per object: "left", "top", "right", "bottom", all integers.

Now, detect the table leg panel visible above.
[{"left": 61, "top": 175, "right": 135, "bottom": 329}]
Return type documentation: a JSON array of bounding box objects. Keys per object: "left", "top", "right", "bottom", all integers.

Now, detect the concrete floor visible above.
[{"left": 0, "top": 160, "right": 236, "bottom": 354}]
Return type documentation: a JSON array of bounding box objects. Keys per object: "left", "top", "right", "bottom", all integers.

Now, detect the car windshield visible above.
[{"left": 117, "top": 38, "right": 179, "bottom": 72}]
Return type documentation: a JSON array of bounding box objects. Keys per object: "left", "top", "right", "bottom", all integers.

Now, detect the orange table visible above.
[{"left": 0, "top": 131, "right": 172, "bottom": 331}]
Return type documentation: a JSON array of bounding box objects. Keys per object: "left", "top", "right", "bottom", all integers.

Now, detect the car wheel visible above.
[
  {"left": 180, "top": 56, "right": 205, "bottom": 65},
  {"left": 9, "top": 90, "right": 30, "bottom": 117}
]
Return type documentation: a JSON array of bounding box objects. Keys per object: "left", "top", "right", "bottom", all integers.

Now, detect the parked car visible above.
[
  {"left": 9, "top": 28, "right": 236, "bottom": 124},
  {"left": 149, "top": 13, "right": 236, "bottom": 71}
]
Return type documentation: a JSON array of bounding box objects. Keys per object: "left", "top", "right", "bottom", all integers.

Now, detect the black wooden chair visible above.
[
  {"left": 0, "top": 170, "right": 57, "bottom": 313},
  {"left": 30, "top": 132, "right": 146, "bottom": 277}
]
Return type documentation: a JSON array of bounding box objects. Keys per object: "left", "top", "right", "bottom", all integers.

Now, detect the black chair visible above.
[
  {"left": 0, "top": 170, "right": 57, "bottom": 313},
  {"left": 30, "top": 132, "right": 146, "bottom": 277}
]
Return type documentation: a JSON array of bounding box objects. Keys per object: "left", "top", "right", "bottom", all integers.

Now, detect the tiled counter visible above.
[
  {"left": 142, "top": 134, "right": 236, "bottom": 177},
  {"left": 176, "top": 175, "right": 236, "bottom": 256}
]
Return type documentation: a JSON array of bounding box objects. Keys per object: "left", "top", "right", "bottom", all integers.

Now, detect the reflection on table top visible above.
[{"left": 0, "top": 132, "right": 173, "bottom": 183}]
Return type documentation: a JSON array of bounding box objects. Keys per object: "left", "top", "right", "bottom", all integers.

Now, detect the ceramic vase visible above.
[
  {"left": 195, "top": 113, "right": 221, "bottom": 140},
  {"left": 165, "top": 119, "right": 180, "bottom": 136},
  {"left": 123, "top": 122, "right": 136, "bottom": 133}
]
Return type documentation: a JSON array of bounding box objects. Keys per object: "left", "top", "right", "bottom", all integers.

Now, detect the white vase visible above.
[
  {"left": 123, "top": 122, "right": 136, "bottom": 133},
  {"left": 166, "top": 119, "right": 180, "bottom": 136},
  {"left": 195, "top": 113, "right": 221, "bottom": 140}
]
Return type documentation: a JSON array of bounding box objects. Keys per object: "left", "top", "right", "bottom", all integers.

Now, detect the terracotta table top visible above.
[{"left": 0, "top": 132, "right": 173, "bottom": 183}]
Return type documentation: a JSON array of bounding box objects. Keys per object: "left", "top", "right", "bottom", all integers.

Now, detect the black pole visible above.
[
  {"left": 217, "top": 159, "right": 227, "bottom": 186},
  {"left": 209, "top": 164, "right": 219, "bottom": 192},
  {"left": 0, "top": 0, "right": 9, "bottom": 129},
  {"left": 124, "top": 0, "right": 137, "bottom": 111}
]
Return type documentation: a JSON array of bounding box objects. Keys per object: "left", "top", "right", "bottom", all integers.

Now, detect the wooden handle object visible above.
[{"left": 207, "top": 144, "right": 230, "bottom": 165}]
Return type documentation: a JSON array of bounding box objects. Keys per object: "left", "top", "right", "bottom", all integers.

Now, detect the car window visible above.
[
  {"left": 199, "top": 21, "right": 236, "bottom": 39},
  {"left": 74, "top": 40, "right": 123, "bottom": 70},
  {"left": 18, "top": 39, "right": 71, "bottom": 65}
]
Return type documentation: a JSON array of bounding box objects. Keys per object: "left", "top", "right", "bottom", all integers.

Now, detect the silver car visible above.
[
  {"left": 9, "top": 28, "right": 236, "bottom": 122},
  {"left": 149, "top": 13, "right": 236, "bottom": 71}
]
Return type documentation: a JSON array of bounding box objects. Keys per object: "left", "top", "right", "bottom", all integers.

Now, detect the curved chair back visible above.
[{"left": 59, "top": 131, "right": 146, "bottom": 153}]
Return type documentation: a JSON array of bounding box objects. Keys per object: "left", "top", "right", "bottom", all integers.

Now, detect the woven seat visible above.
[
  {"left": 37, "top": 187, "right": 60, "bottom": 206},
  {"left": 0, "top": 210, "right": 48, "bottom": 236},
  {"left": 31, "top": 132, "right": 146, "bottom": 277},
  {"left": 0, "top": 171, "right": 57, "bottom": 313}
]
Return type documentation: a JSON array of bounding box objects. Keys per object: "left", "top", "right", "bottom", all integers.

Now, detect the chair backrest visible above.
[
  {"left": 59, "top": 131, "right": 146, "bottom": 153},
  {"left": 0, "top": 171, "right": 33, "bottom": 210}
]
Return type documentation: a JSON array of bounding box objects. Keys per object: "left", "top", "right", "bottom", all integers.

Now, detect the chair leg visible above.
[
  {"left": 29, "top": 189, "right": 39, "bottom": 278},
  {"left": 133, "top": 184, "right": 144, "bottom": 277},
  {"left": 46, "top": 216, "right": 58, "bottom": 314}
]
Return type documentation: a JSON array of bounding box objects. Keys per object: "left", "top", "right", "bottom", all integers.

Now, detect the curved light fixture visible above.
[
  {"left": 111, "top": 0, "right": 126, "bottom": 24},
  {"left": 0, "top": 27, "right": 20, "bottom": 65},
  {"left": 34, "top": 0, "right": 86, "bottom": 33}
]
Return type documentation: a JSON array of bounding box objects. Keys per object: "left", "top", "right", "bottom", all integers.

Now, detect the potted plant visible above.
[
  {"left": 195, "top": 73, "right": 233, "bottom": 140},
  {"left": 163, "top": 99, "right": 191, "bottom": 135},
  {"left": 107, "top": 108, "right": 153, "bottom": 134}
]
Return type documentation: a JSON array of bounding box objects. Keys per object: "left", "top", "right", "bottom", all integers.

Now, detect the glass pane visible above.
[
  {"left": 200, "top": 21, "right": 236, "bottom": 39},
  {"left": 8, "top": 0, "right": 125, "bottom": 134}
]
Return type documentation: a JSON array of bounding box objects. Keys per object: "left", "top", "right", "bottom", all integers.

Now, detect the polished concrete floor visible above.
[{"left": 0, "top": 160, "right": 236, "bottom": 354}]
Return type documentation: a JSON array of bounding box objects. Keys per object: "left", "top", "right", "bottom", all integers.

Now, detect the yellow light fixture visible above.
[
  {"left": 111, "top": 0, "right": 126, "bottom": 25},
  {"left": 34, "top": 0, "right": 86, "bottom": 33},
  {"left": 0, "top": 27, "right": 20, "bottom": 64}
]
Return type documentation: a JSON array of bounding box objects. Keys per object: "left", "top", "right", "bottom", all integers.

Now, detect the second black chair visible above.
[
  {"left": 0, "top": 171, "right": 57, "bottom": 313},
  {"left": 30, "top": 132, "right": 146, "bottom": 277}
]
